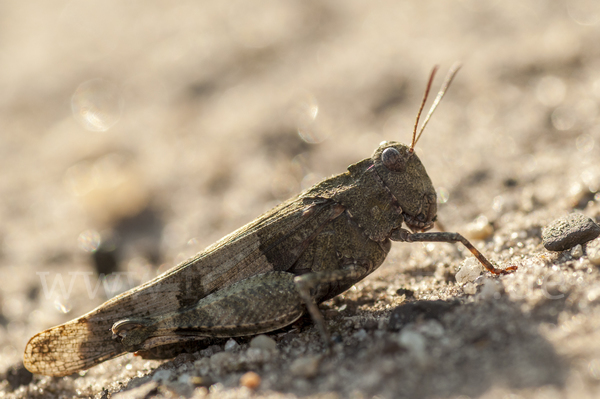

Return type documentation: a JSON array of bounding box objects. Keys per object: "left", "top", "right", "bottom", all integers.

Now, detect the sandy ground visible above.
[{"left": 2, "top": 0, "right": 600, "bottom": 398}]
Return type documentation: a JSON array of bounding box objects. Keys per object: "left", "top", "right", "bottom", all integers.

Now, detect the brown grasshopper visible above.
[{"left": 24, "top": 65, "right": 514, "bottom": 377}]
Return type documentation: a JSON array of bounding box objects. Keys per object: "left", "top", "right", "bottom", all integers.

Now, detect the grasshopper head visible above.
[
  {"left": 372, "top": 141, "right": 436, "bottom": 233},
  {"left": 366, "top": 64, "right": 460, "bottom": 233}
]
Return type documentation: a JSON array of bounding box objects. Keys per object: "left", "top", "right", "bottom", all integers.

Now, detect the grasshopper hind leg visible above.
[
  {"left": 122, "top": 271, "right": 306, "bottom": 352},
  {"left": 112, "top": 319, "right": 155, "bottom": 351}
]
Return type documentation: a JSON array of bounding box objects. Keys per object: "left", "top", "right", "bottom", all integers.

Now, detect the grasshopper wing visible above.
[{"left": 24, "top": 197, "right": 344, "bottom": 376}]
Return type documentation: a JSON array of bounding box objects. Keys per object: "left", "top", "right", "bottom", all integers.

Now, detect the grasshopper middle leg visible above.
[{"left": 294, "top": 261, "right": 370, "bottom": 345}]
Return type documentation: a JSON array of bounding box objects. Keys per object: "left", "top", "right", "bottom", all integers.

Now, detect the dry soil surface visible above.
[{"left": 2, "top": 1, "right": 600, "bottom": 398}]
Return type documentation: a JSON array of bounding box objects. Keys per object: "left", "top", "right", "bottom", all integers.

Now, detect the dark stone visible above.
[{"left": 542, "top": 214, "right": 600, "bottom": 251}]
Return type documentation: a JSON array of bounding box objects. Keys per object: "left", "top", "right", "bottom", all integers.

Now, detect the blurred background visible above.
[{"left": 1, "top": 0, "right": 600, "bottom": 395}]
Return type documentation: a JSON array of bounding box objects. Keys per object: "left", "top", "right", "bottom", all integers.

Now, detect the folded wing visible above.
[{"left": 24, "top": 196, "right": 344, "bottom": 376}]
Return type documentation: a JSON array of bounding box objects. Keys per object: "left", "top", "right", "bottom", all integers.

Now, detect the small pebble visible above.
[
  {"left": 588, "top": 238, "right": 600, "bottom": 266},
  {"left": 176, "top": 373, "right": 207, "bottom": 387},
  {"left": 478, "top": 279, "right": 503, "bottom": 301},
  {"left": 151, "top": 369, "right": 172, "bottom": 383},
  {"left": 290, "top": 356, "right": 320, "bottom": 378},
  {"left": 463, "top": 282, "right": 477, "bottom": 295},
  {"left": 542, "top": 213, "right": 600, "bottom": 251},
  {"left": 240, "top": 371, "right": 261, "bottom": 389},
  {"left": 465, "top": 215, "right": 494, "bottom": 240},
  {"left": 194, "top": 358, "right": 210, "bottom": 375},
  {"left": 353, "top": 329, "right": 368, "bottom": 340},
  {"left": 571, "top": 244, "right": 583, "bottom": 259},
  {"left": 398, "top": 328, "right": 425, "bottom": 350},
  {"left": 224, "top": 338, "right": 239, "bottom": 351},
  {"left": 177, "top": 374, "right": 191, "bottom": 384},
  {"left": 456, "top": 257, "right": 483, "bottom": 284},
  {"left": 164, "top": 381, "right": 194, "bottom": 397},
  {"left": 397, "top": 328, "right": 427, "bottom": 366},
  {"left": 190, "top": 376, "right": 213, "bottom": 387},
  {"left": 416, "top": 319, "right": 445, "bottom": 339},
  {"left": 250, "top": 335, "right": 277, "bottom": 351}
]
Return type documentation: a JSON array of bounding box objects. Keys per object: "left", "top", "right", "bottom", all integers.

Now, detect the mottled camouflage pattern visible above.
[{"left": 24, "top": 141, "right": 439, "bottom": 376}]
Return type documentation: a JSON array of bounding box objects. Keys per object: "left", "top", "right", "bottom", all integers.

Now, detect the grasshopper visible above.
[{"left": 24, "top": 65, "right": 513, "bottom": 377}]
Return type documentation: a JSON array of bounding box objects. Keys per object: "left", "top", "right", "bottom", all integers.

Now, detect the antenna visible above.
[
  {"left": 409, "top": 63, "right": 462, "bottom": 153},
  {"left": 410, "top": 66, "right": 438, "bottom": 153}
]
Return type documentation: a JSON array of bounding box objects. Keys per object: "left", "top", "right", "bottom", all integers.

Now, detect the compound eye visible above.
[{"left": 382, "top": 147, "right": 406, "bottom": 172}]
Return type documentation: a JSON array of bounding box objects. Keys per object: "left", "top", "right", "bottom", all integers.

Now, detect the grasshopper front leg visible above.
[{"left": 390, "top": 229, "right": 516, "bottom": 275}]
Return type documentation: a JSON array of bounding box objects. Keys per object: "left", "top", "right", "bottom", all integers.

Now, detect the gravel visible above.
[
  {"left": 588, "top": 238, "right": 600, "bottom": 266},
  {"left": 455, "top": 257, "right": 484, "bottom": 284},
  {"left": 289, "top": 356, "right": 321, "bottom": 379},
  {"left": 249, "top": 335, "right": 277, "bottom": 351},
  {"left": 3, "top": 1, "right": 600, "bottom": 399}
]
